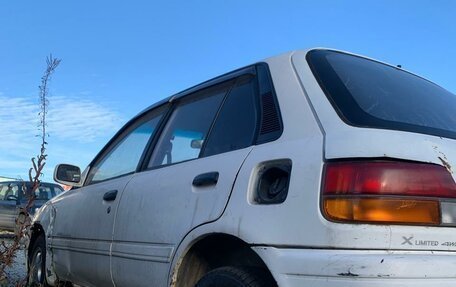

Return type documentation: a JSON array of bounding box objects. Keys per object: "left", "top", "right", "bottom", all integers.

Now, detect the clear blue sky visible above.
[{"left": 0, "top": 0, "right": 455, "bottom": 181}]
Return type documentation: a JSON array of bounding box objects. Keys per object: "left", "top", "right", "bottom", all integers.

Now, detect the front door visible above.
[
  {"left": 51, "top": 176, "right": 132, "bottom": 286},
  {"left": 50, "top": 107, "right": 166, "bottom": 286},
  {"left": 0, "top": 182, "right": 20, "bottom": 230}
]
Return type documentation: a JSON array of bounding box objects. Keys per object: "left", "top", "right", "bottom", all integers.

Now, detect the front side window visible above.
[
  {"left": 307, "top": 49, "right": 456, "bottom": 139},
  {"left": 0, "top": 183, "right": 19, "bottom": 201},
  {"left": 148, "top": 83, "right": 230, "bottom": 167},
  {"left": 87, "top": 109, "right": 164, "bottom": 184}
]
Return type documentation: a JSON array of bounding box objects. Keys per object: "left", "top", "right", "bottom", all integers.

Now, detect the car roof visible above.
[
  {"left": 87, "top": 47, "right": 439, "bottom": 170},
  {"left": 0, "top": 181, "right": 62, "bottom": 188},
  {"left": 136, "top": 47, "right": 429, "bottom": 119}
]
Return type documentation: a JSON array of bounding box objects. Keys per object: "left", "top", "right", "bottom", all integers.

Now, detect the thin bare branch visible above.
[{"left": 0, "top": 54, "right": 61, "bottom": 285}]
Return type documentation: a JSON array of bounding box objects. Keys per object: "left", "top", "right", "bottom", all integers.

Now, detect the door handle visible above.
[
  {"left": 103, "top": 190, "right": 118, "bottom": 201},
  {"left": 192, "top": 172, "right": 219, "bottom": 187}
]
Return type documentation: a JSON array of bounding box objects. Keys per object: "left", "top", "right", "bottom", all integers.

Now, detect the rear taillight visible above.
[{"left": 322, "top": 161, "right": 456, "bottom": 226}]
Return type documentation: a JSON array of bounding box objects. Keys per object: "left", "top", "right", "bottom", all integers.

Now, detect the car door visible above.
[
  {"left": 50, "top": 106, "right": 166, "bottom": 287},
  {"left": 111, "top": 70, "right": 261, "bottom": 286},
  {"left": 0, "top": 182, "right": 19, "bottom": 230}
]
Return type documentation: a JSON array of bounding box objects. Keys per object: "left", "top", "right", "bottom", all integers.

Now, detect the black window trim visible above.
[{"left": 255, "top": 62, "right": 284, "bottom": 144}]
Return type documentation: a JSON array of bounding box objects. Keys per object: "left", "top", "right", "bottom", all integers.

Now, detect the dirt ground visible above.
[{"left": 0, "top": 232, "right": 27, "bottom": 287}]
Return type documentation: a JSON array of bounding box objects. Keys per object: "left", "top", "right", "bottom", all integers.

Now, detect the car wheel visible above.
[
  {"left": 28, "top": 234, "right": 49, "bottom": 287},
  {"left": 195, "top": 266, "right": 275, "bottom": 287}
]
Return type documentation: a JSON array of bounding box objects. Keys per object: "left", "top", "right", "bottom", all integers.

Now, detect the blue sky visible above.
[{"left": 0, "top": 0, "right": 455, "bottom": 182}]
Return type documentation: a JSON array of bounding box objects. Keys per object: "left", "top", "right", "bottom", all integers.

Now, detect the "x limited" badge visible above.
[{"left": 402, "top": 236, "right": 414, "bottom": 245}]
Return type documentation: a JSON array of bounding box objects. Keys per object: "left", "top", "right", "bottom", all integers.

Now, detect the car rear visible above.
[{"left": 253, "top": 49, "right": 456, "bottom": 286}]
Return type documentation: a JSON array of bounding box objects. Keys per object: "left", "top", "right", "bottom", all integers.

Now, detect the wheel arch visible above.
[
  {"left": 170, "top": 232, "right": 276, "bottom": 287},
  {"left": 28, "top": 222, "right": 45, "bottom": 258},
  {"left": 28, "top": 204, "right": 60, "bottom": 287}
]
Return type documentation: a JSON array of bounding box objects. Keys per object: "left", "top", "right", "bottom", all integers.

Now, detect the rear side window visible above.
[
  {"left": 148, "top": 83, "right": 230, "bottom": 167},
  {"left": 34, "top": 184, "right": 63, "bottom": 200},
  {"left": 147, "top": 64, "right": 282, "bottom": 167},
  {"left": 35, "top": 185, "right": 52, "bottom": 200},
  {"left": 202, "top": 75, "right": 257, "bottom": 157},
  {"left": 307, "top": 50, "right": 456, "bottom": 139}
]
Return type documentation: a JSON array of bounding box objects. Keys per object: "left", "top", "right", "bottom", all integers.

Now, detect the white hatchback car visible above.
[{"left": 28, "top": 49, "right": 456, "bottom": 287}]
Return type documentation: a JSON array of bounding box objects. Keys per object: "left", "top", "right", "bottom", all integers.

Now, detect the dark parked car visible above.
[{"left": 0, "top": 181, "right": 63, "bottom": 232}]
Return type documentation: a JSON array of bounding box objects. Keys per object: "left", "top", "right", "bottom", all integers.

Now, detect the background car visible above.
[{"left": 0, "top": 181, "right": 63, "bottom": 233}]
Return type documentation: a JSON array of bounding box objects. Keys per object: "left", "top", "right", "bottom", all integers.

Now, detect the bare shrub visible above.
[{"left": 0, "top": 55, "right": 61, "bottom": 286}]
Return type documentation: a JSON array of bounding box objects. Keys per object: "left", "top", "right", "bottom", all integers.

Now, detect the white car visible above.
[{"left": 28, "top": 48, "right": 456, "bottom": 287}]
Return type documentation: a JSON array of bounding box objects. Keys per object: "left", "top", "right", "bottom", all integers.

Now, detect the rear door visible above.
[{"left": 111, "top": 70, "right": 262, "bottom": 286}]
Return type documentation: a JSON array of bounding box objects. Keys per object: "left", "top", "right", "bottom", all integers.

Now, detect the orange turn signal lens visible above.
[{"left": 323, "top": 197, "right": 440, "bottom": 225}]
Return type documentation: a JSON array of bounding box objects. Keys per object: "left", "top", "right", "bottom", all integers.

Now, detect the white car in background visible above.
[{"left": 28, "top": 48, "right": 456, "bottom": 287}]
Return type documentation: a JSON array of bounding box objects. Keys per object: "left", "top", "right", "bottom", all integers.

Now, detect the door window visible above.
[
  {"left": 148, "top": 83, "right": 230, "bottom": 167},
  {"left": 0, "top": 183, "right": 19, "bottom": 201},
  {"left": 33, "top": 184, "right": 63, "bottom": 200},
  {"left": 202, "top": 75, "right": 257, "bottom": 157},
  {"left": 87, "top": 108, "right": 165, "bottom": 184}
]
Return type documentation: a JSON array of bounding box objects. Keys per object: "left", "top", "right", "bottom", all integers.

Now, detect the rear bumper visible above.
[{"left": 252, "top": 247, "right": 456, "bottom": 287}]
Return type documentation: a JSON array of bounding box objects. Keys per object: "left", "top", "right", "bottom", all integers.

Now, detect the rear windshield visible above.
[{"left": 307, "top": 49, "right": 456, "bottom": 139}]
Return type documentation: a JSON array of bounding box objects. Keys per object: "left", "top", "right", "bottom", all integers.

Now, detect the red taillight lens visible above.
[
  {"left": 324, "top": 161, "right": 456, "bottom": 198},
  {"left": 322, "top": 161, "right": 456, "bottom": 225}
]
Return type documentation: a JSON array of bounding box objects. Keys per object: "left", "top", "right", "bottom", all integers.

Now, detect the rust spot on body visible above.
[{"left": 337, "top": 271, "right": 359, "bottom": 277}]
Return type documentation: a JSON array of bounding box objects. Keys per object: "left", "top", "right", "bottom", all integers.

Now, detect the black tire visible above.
[
  {"left": 195, "top": 266, "right": 276, "bottom": 287},
  {"left": 28, "top": 234, "right": 49, "bottom": 287}
]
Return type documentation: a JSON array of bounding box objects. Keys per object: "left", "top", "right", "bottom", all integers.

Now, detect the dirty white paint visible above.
[{"left": 30, "top": 49, "right": 456, "bottom": 287}]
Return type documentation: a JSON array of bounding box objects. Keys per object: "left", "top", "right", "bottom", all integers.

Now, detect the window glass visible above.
[
  {"left": 202, "top": 75, "right": 257, "bottom": 157},
  {"left": 88, "top": 110, "right": 164, "bottom": 183},
  {"left": 0, "top": 182, "right": 64, "bottom": 201},
  {"left": 0, "top": 183, "right": 19, "bottom": 200},
  {"left": 35, "top": 186, "right": 52, "bottom": 200},
  {"left": 148, "top": 84, "right": 229, "bottom": 167},
  {"left": 307, "top": 50, "right": 456, "bottom": 139},
  {"left": 34, "top": 184, "right": 63, "bottom": 200}
]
